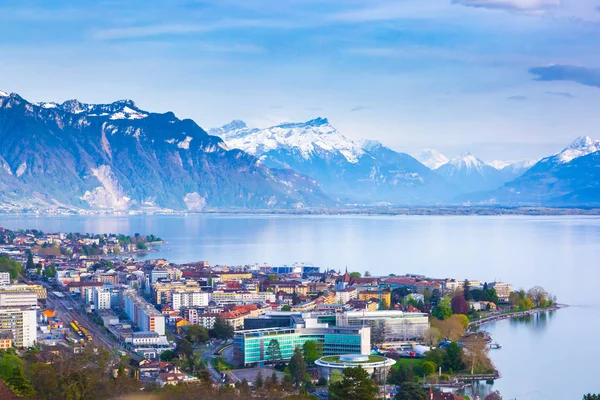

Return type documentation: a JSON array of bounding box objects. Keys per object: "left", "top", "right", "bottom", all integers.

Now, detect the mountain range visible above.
[
  {"left": 1, "top": 89, "right": 599, "bottom": 211},
  {"left": 0, "top": 91, "right": 332, "bottom": 211}
]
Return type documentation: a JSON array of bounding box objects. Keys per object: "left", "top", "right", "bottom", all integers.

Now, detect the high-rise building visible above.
[
  {"left": 0, "top": 290, "right": 37, "bottom": 308},
  {"left": 171, "top": 291, "right": 209, "bottom": 311},
  {"left": 0, "top": 308, "right": 37, "bottom": 347},
  {"left": 93, "top": 287, "right": 112, "bottom": 310},
  {"left": 0, "top": 272, "right": 11, "bottom": 286},
  {"left": 336, "top": 310, "right": 429, "bottom": 341},
  {"left": 124, "top": 291, "right": 165, "bottom": 336}
]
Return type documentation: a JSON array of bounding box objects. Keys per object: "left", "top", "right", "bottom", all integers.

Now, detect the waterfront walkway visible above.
[{"left": 468, "top": 305, "right": 565, "bottom": 329}]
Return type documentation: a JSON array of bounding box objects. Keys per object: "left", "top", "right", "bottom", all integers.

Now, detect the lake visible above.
[{"left": 0, "top": 214, "right": 598, "bottom": 398}]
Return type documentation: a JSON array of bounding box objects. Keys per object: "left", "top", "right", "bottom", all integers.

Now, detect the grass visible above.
[
  {"left": 320, "top": 355, "right": 385, "bottom": 364},
  {"left": 212, "top": 356, "right": 235, "bottom": 371},
  {"left": 391, "top": 358, "right": 423, "bottom": 371}
]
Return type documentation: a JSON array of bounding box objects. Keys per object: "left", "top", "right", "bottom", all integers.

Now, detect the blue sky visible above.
[{"left": 2, "top": 0, "right": 600, "bottom": 160}]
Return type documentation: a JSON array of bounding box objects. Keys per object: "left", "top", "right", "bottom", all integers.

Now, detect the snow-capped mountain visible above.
[
  {"left": 213, "top": 119, "right": 454, "bottom": 204},
  {"left": 487, "top": 159, "right": 539, "bottom": 180},
  {"left": 0, "top": 91, "right": 332, "bottom": 211},
  {"left": 472, "top": 136, "right": 600, "bottom": 205},
  {"left": 435, "top": 152, "right": 509, "bottom": 193},
  {"left": 413, "top": 149, "right": 449, "bottom": 170}
]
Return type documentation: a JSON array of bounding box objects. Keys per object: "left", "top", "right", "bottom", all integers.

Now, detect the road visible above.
[{"left": 200, "top": 341, "right": 224, "bottom": 383}]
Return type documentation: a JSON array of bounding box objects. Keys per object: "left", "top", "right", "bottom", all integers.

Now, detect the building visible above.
[
  {"left": 0, "top": 308, "right": 37, "bottom": 347},
  {"left": 358, "top": 290, "right": 392, "bottom": 308},
  {"left": 0, "top": 333, "right": 12, "bottom": 349},
  {"left": 0, "top": 290, "right": 37, "bottom": 308},
  {"left": 261, "top": 281, "right": 308, "bottom": 295},
  {"left": 124, "top": 291, "right": 166, "bottom": 336},
  {"left": 211, "top": 290, "right": 276, "bottom": 305},
  {"left": 337, "top": 310, "right": 429, "bottom": 341},
  {"left": 315, "top": 354, "right": 395, "bottom": 382},
  {"left": 171, "top": 291, "right": 209, "bottom": 311},
  {"left": 336, "top": 287, "right": 358, "bottom": 304},
  {"left": 0, "top": 284, "right": 46, "bottom": 300},
  {"left": 153, "top": 281, "right": 203, "bottom": 305},
  {"left": 233, "top": 325, "right": 370, "bottom": 366},
  {"left": 93, "top": 287, "right": 112, "bottom": 310},
  {"left": 182, "top": 309, "right": 219, "bottom": 329},
  {"left": 490, "top": 282, "right": 512, "bottom": 303},
  {"left": 0, "top": 272, "right": 10, "bottom": 286}
]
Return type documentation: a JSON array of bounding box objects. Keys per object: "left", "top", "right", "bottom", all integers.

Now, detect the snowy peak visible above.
[
  {"left": 447, "top": 152, "right": 487, "bottom": 172},
  {"left": 413, "top": 149, "right": 449, "bottom": 170},
  {"left": 555, "top": 135, "right": 600, "bottom": 164},
  {"left": 0, "top": 90, "right": 8, "bottom": 98},
  {"left": 215, "top": 117, "right": 364, "bottom": 163},
  {"left": 52, "top": 98, "right": 148, "bottom": 120},
  {"left": 357, "top": 139, "right": 384, "bottom": 152},
  {"left": 487, "top": 159, "right": 538, "bottom": 172}
]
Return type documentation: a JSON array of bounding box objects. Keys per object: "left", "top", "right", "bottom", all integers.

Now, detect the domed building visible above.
[{"left": 315, "top": 354, "right": 396, "bottom": 382}]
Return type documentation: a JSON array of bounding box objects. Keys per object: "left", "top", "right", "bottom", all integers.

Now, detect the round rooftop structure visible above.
[{"left": 315, "top": 354, "right": 396, "bottom": 382}]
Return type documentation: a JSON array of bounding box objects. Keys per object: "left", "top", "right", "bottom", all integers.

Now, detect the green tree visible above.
[
  {"left": 463, "top": 279, "right": 472, "bottom": 301},
  {"left": 421, "top": 361, "right": 436, "bottom": 376},
  {"left": 238, "top": 378, "right": 251, "bottom": 396},
  {"left": 6, "top": 365, "right": 35, "bottom": 398},
  {"left": 329, "top": 369, "right": 343, "bottom": 385},
  {"left": 282, "top": 367, "right": 294, "bottom": 390},
  {"left": 288, "top": 347, "right": 306, "bottom": 388},
  {"left": 266, "top": 339, "right": 282, "bottom": 365},
  {"left": 26, "top": 252, "right": 35, "bottom": 270},
  {"left": 160, "top": 350, "right": 176, "bottom": 362},
  {"left": 395, "top": 382, "right": 427, "bottom": 400},
  {"left": 255, "top": 369, "right": 264, "bottom": 389},
  {"left": 175, "top": 339, "right": 194, "bottom": 359},
  {"left": 210, "top": 315, "right": 234, "bottom": 340},
  {"left": 519, "top": 298, "right": 534, "bottom": 311},
  {"left": 432, "top": 297, "right": 452, "bottom": 320},
  {"left": 364, "top": 271, "right": 371, "bottom": 277},
  {"left": 349, "top": 272, "right": 361, "bottom": 279},
  {"left": 329, "top": 366, "right": 378, "bottom": 400},
  {"left": 444, "top": 342, "right": 463, "bottom": 372},
  {"left": 185, "top": 325, "right": 209, "bottom": 344},
  {"left": 387, "top": 364, "right": 414, "bottom": 385},
  {"left": 0, "top": 257, "right": 22, "bottom": 280},
  {"left": 281, "top": 305, "right": 292, "bottom": 311},
  {"left": 302, "top": 340, "right": 323, "bottom": 366}
]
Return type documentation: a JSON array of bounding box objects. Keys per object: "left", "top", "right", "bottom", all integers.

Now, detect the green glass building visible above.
[{"left": 233, "top": 326, "right": 370, "bottom": 366}]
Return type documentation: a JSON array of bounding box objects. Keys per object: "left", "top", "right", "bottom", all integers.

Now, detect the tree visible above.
[
  {"left": 302, "top": 340, "right": 323, "bottom": 366},
  {"left": 364, "top": 271, "right": 372, "bottom": 277},
  {"left": 422, "top": 327, "right": 441, "bottom": 347},
  {"left": 430, "top": 289, "right": 441, "bottom": 306},
  {"left": 395, "top": 382, "right": 427, "bottom": 400},
  {"left": 527, "top": 286, "right": 548, "bottom": 307},
  {"left": 431, "top": 316, "right": 464, "bottom": 342},
  {"left": 26, "top": 252, "right": 35, "bottom": 270},
  {"left": 186, "top": 325, "right": 209, "bottom": 345},
  {"left": 349, "top": 272, "right": 361, "bottom": 279},
  {"left": 508, "top": 291, "right": 521, "bottom": 306},
  {"left": 462, "top": 335, "right": 491, "bottom": 374},
  {"left": 160, "top": 350, "right": 176, "bottom": 362},
  {"left": 238, "top": 378, "right": 251, "bottom": 396},
  {"left": 210, "top": 315, "right": 234, "bottom": 340},
  {"left": 28, "top": 362, "right": 58, "bottom": 398},
  {"left": 451, "top": 295, "right": 469, "bottom": 315},
  {"left": 444, "top": 342, "right": 463, "bottom": 372},
  {"left": 0, "top": 257, "right": 22, "bottom": 280},
  {"left": 421, "top": 361, "right": 436, "bottom": 376},
  {"left": 485, "top": 391, "right": 503, "bottom": 400},
  {"left": 463, "top": 279, "right": 472, "bottom": 301},
  {"left": 266, "top": 339, "right": 282, "bottom": 365},
  {"left": 288, "top": 347, "right": 306, "bottom": 388},
  {"left": 329, "top": 369, "right": 343, "bottom": 384},
  {"left": 282, "top": 367, "right": 295, "bottom": 390},
  {"left": 453, "top": 314, "right": 469, "bottom": 330},
  {"left": 6, "top": 365, "right": 35, "bottom": 398},
  {"left": 175, "top": 339, "right": 194, "bottom": 359},
  {"left": 371, "top": 321, "right": 385, "bottom": 345},
  {"left": 431, "top": 297, "right": 452, "bottom": 320},
  {"left": 265, "top": 371, "right": 279, "bottom": 390},
  {"left": 255, "top": 369, "right": 264, "bottom": 389},
  {"left": 519, "top": 298, "right": 534, "bottom": 311},
  {"left": 281, "top": 305, "right": 292, "bottom": 311},
  {"left": 387, "top": 364, "right": 414, "bottom": 385},
  {"left": 329, "top": 366, "right": 378, "bottom": 400}
]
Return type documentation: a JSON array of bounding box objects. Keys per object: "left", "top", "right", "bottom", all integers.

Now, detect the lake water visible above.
[{"left": 1, "top": 214, "right": 598, "bottom": 398}]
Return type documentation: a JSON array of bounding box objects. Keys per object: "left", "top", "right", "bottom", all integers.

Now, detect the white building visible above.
[
  {"left": 0, "top": 308, "right": 37, "bottom": 347},
  {"left": 93, "top": 287, "right": 112, "bottom": 310},
  {"left": 171, "top": 291, "right": 209, "bottom": 311},
  {"left": 124, "top": 291, "right": 166, "bottom": 336},
  {"left": 0, "top": 272, "right": 11, "bottom": 285},
  {"left": 0, "top": 290, "right": 37, "bottom": 308},
  {"left": 336, "top": 287, "right": 358, "bottom": 304}
]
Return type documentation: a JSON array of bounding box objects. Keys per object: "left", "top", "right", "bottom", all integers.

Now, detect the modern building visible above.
[
  {"left": 93, "top": 287, "right": 112, "bottom": 310},
  {"left": 171, "top": 291, "right": 209, "bottom": 311},
  {"left": 0, "top": 285, "right": 46, "bottom": 300},
  {"left": 153, "top": 281, "right": 203, "bottom": 305},
  {"left": 315, "top": 354, "right": 396, "bottom": 382},
  {"left": 0, "top": 290, "right": 37, "bottom": 308},
  {"left": 124, "top": 291, "right": 166, "bottom": 336},
  {"left": 0, "top": 272, "right": 10, "bottom": 286},
  {"left": 0, "top": 308, "right": 37, "bottom": 347},
  {"left": 233, "top": 325, "right": 370, "bottom": 366},
  {"left": 336, "top": 310, "right": 429, "bottom": 341}
]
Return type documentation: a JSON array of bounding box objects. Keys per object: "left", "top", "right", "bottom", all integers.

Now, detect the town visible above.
[{"left": 0, "top": 228, "right": 558, "bottom": 400}]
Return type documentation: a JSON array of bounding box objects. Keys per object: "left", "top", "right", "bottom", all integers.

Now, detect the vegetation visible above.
[
  {"left": 267, "top": 339, "right": 282, "bottom": 365},
  {"left": 302, "top": 340, "right": 323, "bottom": 366},
  {"left": 209, "top": 315, "right": 235, "bottom": 340},
  {"left": 395, "top": 382, "right": 427, "bottom": 400},
  {"left": 288, "top": 347, "right": 307, "bottom": 388},
  {"left": 329, "top": 366, "right": 378, "bottom": 400},
  {"left": 431, "top": 297, "right": 452, "bottom": 320},
  {"left": 0, "top": 256, "right": 22, "bottom": 280}
]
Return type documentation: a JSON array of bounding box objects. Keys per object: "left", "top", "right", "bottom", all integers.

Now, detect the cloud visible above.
[
  {"left": 350, "top": 105, "right": 370, "bottom": 111},
  {"left": 545, "top": 91, "right": 575, "bottom": 98},
  {"left": 507, "top": 95, "right": 528, "bottom": 100},
  {"left": 453, "top": 0, "right": 560, "bottom": 13},
  {"left": 305, "top": 107, "right": 323, "bottom": 111},
  {"left": 529, "top": 65, "right": 600, "bottom": 88}
]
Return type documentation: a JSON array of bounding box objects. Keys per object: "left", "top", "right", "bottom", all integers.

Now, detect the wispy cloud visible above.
[
  {"left": 351, "top": 105, "right": 370, "bottom": 111},
  {"left": 453, "top": 0, "right": 560, "bottom": 13},
  {"left": 529, "top": 64, "right": 600, "bottom": 88},
  {"left": 305, "top": 107, "right": 323, "bottom": 111},
  {"left": 507, "top": 95, "right": 528, "bottom": 100},
  {"left": 545, "top": 91, "right": 575, "bottom": 98}
]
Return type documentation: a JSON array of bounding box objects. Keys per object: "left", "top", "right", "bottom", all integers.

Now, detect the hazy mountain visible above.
[
  {"left": 474, "top": 136, "right": 600, "bottom": 205},
  {"left": 0, "top": 91, "right": 332, "bottom": 211},
  {"left": 413, "top": 149, "right": 449, "bottom": 170},
  {"left": 435, "top": 152, "right": 508, "bottom": 193},
  {"left": 215, "top": 119, "right": 454, "bottom": 204}
]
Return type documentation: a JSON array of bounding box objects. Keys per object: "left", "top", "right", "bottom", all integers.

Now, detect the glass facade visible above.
[{"left": 234, "top": 327, "right": 368, "bottom": 366}]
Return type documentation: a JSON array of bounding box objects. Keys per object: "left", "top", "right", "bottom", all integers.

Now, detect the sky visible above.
[{"left": 1, "top": 0, "right": 600, "bottom": 161}]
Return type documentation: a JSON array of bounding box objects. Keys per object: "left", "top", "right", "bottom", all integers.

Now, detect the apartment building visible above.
[
  {"left": 93, "top": 287, "right": 112, "bottom": 310},
  {"left": 154, "top": 281, "right": 203, "bottom": 305},
  {"left": 335, "top": 287, "right": 358, "bottom": 304},
  {"left": 171, "top": 291, "right": 210, "bottom": 311},
  {"left": 0, "top": 272, "right": 10, "bottom": 286},
  {"left": 0, "top": 290, "right": 37, "bottom": 308},
  {"left": 124, "top": 291, "right": 166, "bottom": 336},
  {"left": 0, "top": 308, "right": 37, "bottom": 347}
]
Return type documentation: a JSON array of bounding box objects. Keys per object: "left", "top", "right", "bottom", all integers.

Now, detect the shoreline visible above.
[{"left": 468, "top": 304, "right": 566, "bottom": 330}]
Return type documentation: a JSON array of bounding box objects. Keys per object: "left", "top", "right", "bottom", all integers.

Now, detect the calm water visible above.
[{"left": 1, "top": 214, "right": 599, "bottom": 398}]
